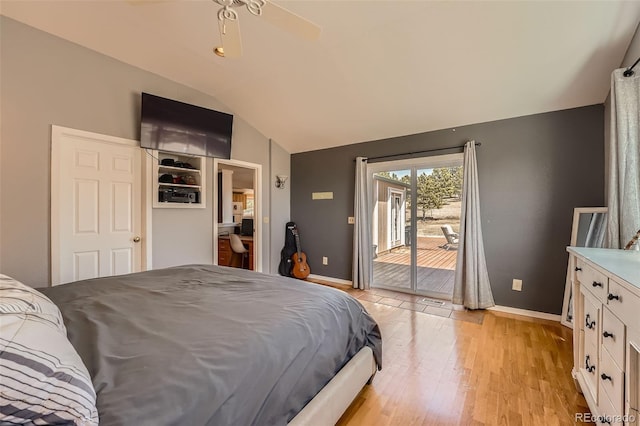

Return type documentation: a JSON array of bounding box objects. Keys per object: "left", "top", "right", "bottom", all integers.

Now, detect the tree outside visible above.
[{"left": 374, "top": 166, "right": 462, "bottom": 238}]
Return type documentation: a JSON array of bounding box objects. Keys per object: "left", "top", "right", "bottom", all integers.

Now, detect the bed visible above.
[{"left": 32, "top": 264, "right": 382, "bottom": 425}]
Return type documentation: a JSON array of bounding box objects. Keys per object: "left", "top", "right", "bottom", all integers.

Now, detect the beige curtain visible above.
[
  {"left": 606, "top": 69, "right": 640, "bottom": 249},
  {"left": 452, "top": 141, "right": 495, "bottom": 309},
  {"left": 352, "top": 157, "right": 372, "bottom": 289}
]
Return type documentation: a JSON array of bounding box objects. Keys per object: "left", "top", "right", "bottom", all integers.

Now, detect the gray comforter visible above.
[{"left": 40, "top": 265, "right": 382, "bottom": 426}]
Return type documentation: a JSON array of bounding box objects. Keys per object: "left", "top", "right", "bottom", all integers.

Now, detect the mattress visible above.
[{"left": 39, "top": 265, "right": 382, "bottom": 426}]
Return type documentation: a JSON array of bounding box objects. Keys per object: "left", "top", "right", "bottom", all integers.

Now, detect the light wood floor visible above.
[
  {"left": 373, "top": 237, "right": 457, "bottom": 295},
  {"left": 332, "top": 290, "right": 589, "bottom": 425}
]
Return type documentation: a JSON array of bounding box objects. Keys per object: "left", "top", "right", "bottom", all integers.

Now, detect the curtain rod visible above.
[
  {"left": 623, "top": 56, "right": 640, "bottom": 77},
  {"left": 363, "top": 141, "right": 481, "bottom": 162}
]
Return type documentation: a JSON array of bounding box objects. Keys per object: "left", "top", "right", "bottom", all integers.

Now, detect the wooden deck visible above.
[{"left": 373, "top": 236, "right": 457, "bottom": 295}]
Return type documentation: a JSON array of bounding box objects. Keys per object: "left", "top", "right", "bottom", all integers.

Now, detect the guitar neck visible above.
[
  {"left": 294, "top": 233, "right": 302, "bottom": 257},
  {"left": 624, "top": 230, "right": 640, "bottom": 250}
]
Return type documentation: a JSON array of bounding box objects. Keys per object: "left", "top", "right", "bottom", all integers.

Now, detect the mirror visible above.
[{"left": 561, "top": 207, "right": 607, "bottom": 328}]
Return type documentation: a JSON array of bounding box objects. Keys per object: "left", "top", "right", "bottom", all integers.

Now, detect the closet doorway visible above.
[
  {"left": 368, "top": 154, "right": 463, "bottom": 299},
  {"left": 213, "top": 159, "right": 262, "bottom": 272}
]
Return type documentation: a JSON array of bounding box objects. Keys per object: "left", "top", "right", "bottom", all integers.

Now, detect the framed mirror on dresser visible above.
[{"left": 561, "top": 207, "right": 608, "bottom": 328}]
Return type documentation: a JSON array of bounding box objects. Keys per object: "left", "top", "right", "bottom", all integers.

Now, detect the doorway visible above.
[
  {"left": 213, "top": 159, "right": 262, "bottom": 272},
  {"left": 51, "top": 126, "right": 147, "bottom": 285},
  {"left": 368, "top": 154, "right": 463, "bottom": 299}
]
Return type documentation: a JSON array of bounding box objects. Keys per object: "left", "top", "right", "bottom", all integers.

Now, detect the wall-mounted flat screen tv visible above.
[{"left": 140, "top": 93, "right": 233, "bottom": 159}]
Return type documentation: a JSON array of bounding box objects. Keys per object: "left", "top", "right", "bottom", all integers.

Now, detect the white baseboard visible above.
[
  {"left": 488, "top": 305, "right": 562, "bottom": 322},
  {"left": 308, "top": 274, "right": 353, "bottom": 287}
]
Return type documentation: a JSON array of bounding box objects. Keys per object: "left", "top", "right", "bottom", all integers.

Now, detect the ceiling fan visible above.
[
  {"left": 215, "top": 0, "right": 321, "bottom": 58},
  {"left": 128, "top": 0, "right": 321, "bottom": 57}
]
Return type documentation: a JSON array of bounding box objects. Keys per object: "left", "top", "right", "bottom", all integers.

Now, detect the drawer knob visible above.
[
  {"left": 585, "top": 314, "right": 596, "bottom": 330},
  {"left": 603, "top": 331, "right": 614, "bottom": 339},
  {"left": 592, "top": 281, "right": 603, "bottom": 288},
  {"left": 575, "top": 267, "right": 582, "bottom": 272},
  {"left": 585, "top": 355, "right": 596, "bottom": 373},
  {"left": 607, "top": 293, "right": 620, "bottom": 301},
  {"left": 600, "top": 373, "right": 612, "bottom": 381}
]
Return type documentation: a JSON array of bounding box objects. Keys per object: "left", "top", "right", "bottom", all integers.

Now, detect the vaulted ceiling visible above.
[{"left": 2, "top": 1, "right": 639, "bottom": 153}]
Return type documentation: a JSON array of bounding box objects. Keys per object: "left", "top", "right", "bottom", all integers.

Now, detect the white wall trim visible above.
[
  {"left": 308, "top": 274, "right": 353, "bottom": 287},
  {"left": 142, "top": 149, "right": 154, "bottom": 270},
  {"left": 213, "top": 158, "right": 263, "bottom": 272},
  {"left": 488, "top": 305, "right": 562, "bottom": 322},
  {"left": 50, "top": 127, "right": 60, "bottom": 285}
]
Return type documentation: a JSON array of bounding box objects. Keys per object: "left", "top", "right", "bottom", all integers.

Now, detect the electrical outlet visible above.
[
  {"left": 512, "top": 279, "right": 523, "bottom": 291},
  {"left": 348, "top": 217, "right": 355, "bottom": 224},
  {"left": 322, "top": 257, "right": 328, "bottom": 265}
]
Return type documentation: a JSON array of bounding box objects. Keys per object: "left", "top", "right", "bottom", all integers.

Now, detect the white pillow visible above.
[{"left": 0, "top": 274, "right": 99, "bottom": 425}]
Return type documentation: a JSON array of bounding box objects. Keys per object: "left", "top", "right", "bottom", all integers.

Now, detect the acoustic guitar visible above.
[
  {"left": 624, "top": 229, "right": 640, "bottom": 250},
  {"left": 291, "top": 227, "right": 310, "bottom": 279}
]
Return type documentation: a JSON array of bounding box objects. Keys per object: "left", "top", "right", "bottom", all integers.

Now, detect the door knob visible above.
[{"left": 133, "top": 236, "right": 141, "bottom": 243}]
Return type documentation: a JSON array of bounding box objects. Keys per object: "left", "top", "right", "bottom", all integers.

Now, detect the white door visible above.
[{"left": 51, "top": 126, "right": 142, "bottom": 285}]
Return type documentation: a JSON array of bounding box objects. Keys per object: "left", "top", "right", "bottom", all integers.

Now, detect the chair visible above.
[
  {"left": 440, "top": 225, "right": 459, "bottom": 250},
  {"left": 229, "top": 234, "right": 249, "bottom": 269}
]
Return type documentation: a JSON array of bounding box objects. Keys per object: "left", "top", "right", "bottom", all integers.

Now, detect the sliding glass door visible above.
[{"left": 368, "top": 154, "right": 463, "bottom": 299}]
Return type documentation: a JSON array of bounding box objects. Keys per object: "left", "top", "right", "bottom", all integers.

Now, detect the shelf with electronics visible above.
[{"left": 151, "top": 150, "right": 206, "bottom": 208}]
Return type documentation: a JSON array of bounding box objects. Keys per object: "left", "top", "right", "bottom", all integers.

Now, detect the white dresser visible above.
[{"left": 568, "top": 247, "right": 640, "bottom": 425}]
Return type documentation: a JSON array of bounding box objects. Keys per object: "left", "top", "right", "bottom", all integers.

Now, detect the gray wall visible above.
[
  {"left": 269, "top": 139, "right": 291, "bottom": 273},
  {"left": 0, "top": 17, "right": 290, "bottom": 285},
  {"left": 291, "top": 106, "right": 604, "bottom": 314}
]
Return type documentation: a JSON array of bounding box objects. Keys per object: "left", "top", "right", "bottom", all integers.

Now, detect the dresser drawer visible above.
[
  {"left": 218, "top": 239, "right": 231, "bottom": 251},
  {"left": 578, "top": 260, "right": 609, "bottom": 302},
  {"left": 607, "top": 279, "right": 640, "bottom": 332},
  {"left": 602, "top": 307, "right": 626, "bottom": 369},
  {"left": 597, "top": 390, "right": 624, "bottom": 425},
  {"left": 583, "top": 289, "right": 601, "bottom": 349},
  {"left": 600, "top": 346, "right": 625, "bottom": 416},
  {"left": 218, "top": 252, "right": 231, "bottom": 266},
  {"left": 582, "top": 342, "right": 600, "bottom": 404}
]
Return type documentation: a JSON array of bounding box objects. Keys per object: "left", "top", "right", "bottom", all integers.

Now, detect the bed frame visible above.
[{"left": 288, "top": 346, "right": 376, "bottom": 425}]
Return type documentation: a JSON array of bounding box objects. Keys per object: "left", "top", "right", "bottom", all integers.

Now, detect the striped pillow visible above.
[{"left": 0, "top": 274, "right": 99, "bottom": 425}]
